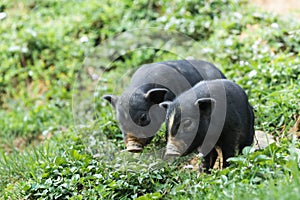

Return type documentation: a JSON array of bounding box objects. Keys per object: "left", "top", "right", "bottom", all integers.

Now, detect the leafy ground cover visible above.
[{"left": 0, "top": 0, "right": 299, "bottom": 199}]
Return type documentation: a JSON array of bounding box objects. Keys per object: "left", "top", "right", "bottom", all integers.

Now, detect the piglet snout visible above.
[
  {"left": 126, "top": 141, "right": 143, "bottom": 153},
  {"left": 165, "top": 143, "right": 181, "bottom": 156}
]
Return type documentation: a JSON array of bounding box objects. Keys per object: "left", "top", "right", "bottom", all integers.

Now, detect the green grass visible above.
[{"left": 0, "top": 0, "right": 299, "bottom": 199}]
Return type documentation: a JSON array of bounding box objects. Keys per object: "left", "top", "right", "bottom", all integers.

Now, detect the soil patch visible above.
[{"left": 251, "top": 0, "right": 300, "bottom": 21}]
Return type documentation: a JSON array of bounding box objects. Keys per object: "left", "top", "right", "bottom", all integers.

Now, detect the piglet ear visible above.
[
  {"left": 194, "top": 98, "right": 216, "bottom": 116},
  {"left": 159, "top": 101, "right": 172, "bottom": 110},
  {"left": 145, "top": 88, "right": 169, "bottom": 104},
  {"left": 102, "top": 94, "right": 118, "bottom": 108}
]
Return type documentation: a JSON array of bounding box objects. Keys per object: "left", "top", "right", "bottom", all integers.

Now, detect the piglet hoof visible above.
[
  {"left": 198, "top": 163, "right": 211, "bottom": 174},
  {"left": 126, "top": 141, "right": 143, "bottom": 153}
]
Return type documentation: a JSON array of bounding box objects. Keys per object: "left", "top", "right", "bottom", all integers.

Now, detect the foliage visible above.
[
  {"left": 0, "top": 0, "right": 299, "bottom": 199},
  {"left": 1, "top": 131, "right": 300, "bottom": 199}
]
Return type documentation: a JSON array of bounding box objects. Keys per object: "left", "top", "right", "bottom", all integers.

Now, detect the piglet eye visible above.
[
  {"left": 140, "top": 113, "right": 147, "bottom": 122},
  {"left": 182, "top": 119, "right": 192, "bottom": 128}
]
